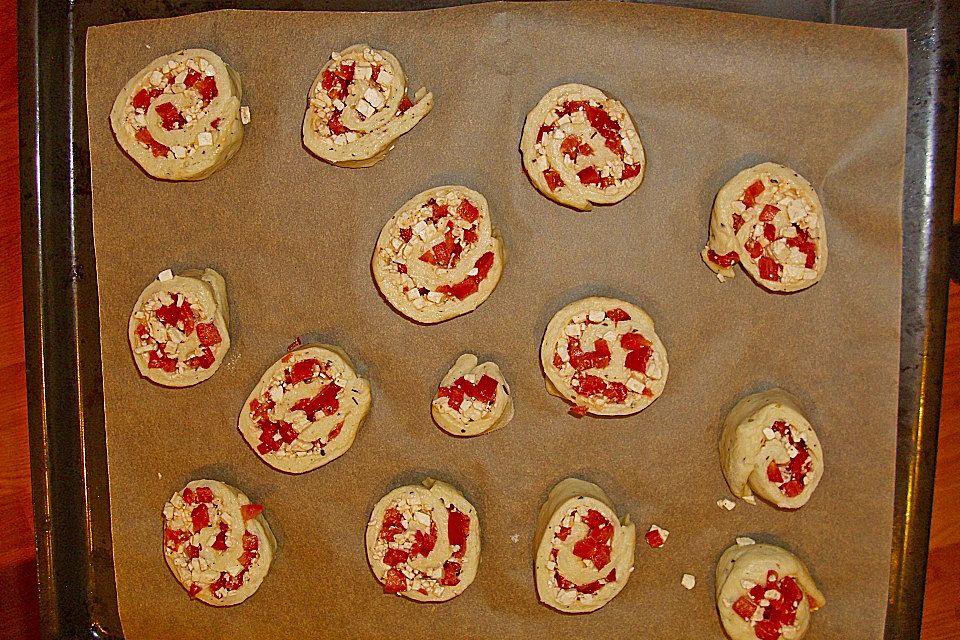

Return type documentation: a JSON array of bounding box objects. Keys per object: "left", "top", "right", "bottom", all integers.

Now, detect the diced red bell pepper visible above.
[
  {"left": 741, "top": 180, "right": 764, "bottom": 208},
  {"left": 241, "top": 504, "right": 264, "bottom": 521},
  {"left": 196, "top": 323, "right": 221, "bottom": 346}
]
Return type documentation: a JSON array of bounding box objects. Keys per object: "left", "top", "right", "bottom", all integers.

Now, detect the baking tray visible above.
[{"left": 17, "top": 1, "right": 958, "bottom": 639}]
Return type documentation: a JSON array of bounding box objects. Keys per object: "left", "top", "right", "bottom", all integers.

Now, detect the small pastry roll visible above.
[
  {"left": 702, "top": 163, "right": 828, "bottom": 292},
  {"left": 238, "top": 344, "right": 371, "bottom": 473},
  {"left": 128, "top": 268, "right": 230, "bottom": 387},
  {"left": 716, "top": 542, "right": 825, "bottom": 640},
  {"left": 540, "top": 297, "right": 668, "bottom": 416},
  {"left": 303, "top": 44, "right": 433, "bottom": 168},
  {"left": 432, "top": 354, "right": 514, "bottom": 437},
  {"left": 534, "top": 478, "right": 636, "bottom": 613},
  {"left": 109, "top": 49, "right": 244, "bottom": 180},
  {"left": 720, "top": 389, "right": 824, "bottom": 509},
  {"left": 372, "top": 186, "right": 505, "bottom": 323},
  {"left": 366, "top": 478, "right": 480, "bottom": 601},
  {"left": 162, "top": 480, "right": 276, "bottom": 606},
  {"left": 520, "top": 84, "right": 645, "bottom": 211}
]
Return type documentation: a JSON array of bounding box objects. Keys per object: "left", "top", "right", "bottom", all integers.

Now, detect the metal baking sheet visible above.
[{"left": 17, "top": 1, "right": 958, "bottom": 639}]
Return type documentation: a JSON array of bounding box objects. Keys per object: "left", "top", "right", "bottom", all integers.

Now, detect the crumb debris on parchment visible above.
[
  {"left": 736, "top": 536, "right": 756, "bottom": 547},
  {"left": 510, "top": 533, "right": 520, "bottom": 543},
  {"left": 681, "top": 573, "right": 696, "bottom": 590},
  {"left": 717, "top": 497, "right": 736, "bottom": 511}
]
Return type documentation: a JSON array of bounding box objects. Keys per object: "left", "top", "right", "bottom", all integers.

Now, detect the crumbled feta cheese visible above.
[
  {"left": 736, "top": 536, "right": 756, "bottom": 546},
  {"left": 681, "top": 574, "right": 696, "bottom": 590}
]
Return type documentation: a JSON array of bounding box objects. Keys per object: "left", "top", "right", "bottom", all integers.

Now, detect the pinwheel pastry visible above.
[
  {"left": 534, "top": 478, "right": 636, "bottom": 613},
  {"left": 702, "top": 162, "right": 828, "bottom": 292},
  {"left": 162, "top": 480, "right": 275, "bottom": 606},
  {"left": 719, "top": 388, "right": 824, "bottom": 509},
  {"left": 372, "top": 185, "right": 505, "bottom": 323},
  {"left": 520, "top": 83, "right": 645, "bottom": 210},
  {"left": 366, "top": 478, "right": 480, "bottom": 601},
  {"left": 239, "top": 344, "right": 371, "bottom": 473},
  {"left": 128, "top": 268, "right": 230, "bottom": 387},
  {"left": 303, "top": 44, "right": 433, "bottom": 167},
  {"left": 540, "top": 296, "right": 667, "bottom": 416},
  {"left": 110, "top": 49, "right": 244, "bottom": 180},
  {"left": 716, "top": 542, "right": 825, "bottom": 640},
  {"left": 431, "top": 354, "right": 513, "bottom": 436}
]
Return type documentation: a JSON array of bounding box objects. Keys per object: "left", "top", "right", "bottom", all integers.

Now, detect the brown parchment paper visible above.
[{"left": 86, "top": 3, "right": 907, "bottom": 638}]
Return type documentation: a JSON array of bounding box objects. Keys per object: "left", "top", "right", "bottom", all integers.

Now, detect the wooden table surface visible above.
[{"left": 1, "top": 3, "right": 958, "bottom": 638}]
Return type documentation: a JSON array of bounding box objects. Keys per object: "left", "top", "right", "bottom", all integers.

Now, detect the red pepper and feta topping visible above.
[
  {"left": 377, "top": 190, "right": 496, "bottom": 308},
  {"left": 551, "top": 307, "right": 662, "bottom": 415},
  {"left": 122, "top": 55, "right": 222, "bottom": 160},
  {"left": 310, "top": 47, "right": 420, "bottom": 147},
  {"left": 247, "top": 354, "right": 348, "bottom": 459},
  {"left": 373, "top": 497, "right": 470, "bottom": 598},
  {"left": 709, "top": 175, "right": 822, "bottom": 284},
  {"left": 132, "top": 286, "right": 223, "bottom": 375},
  {"left": 532, "top": 97, "right": 643, "bottom": 194},
  {"left": 547, "top": 507, "right": 619, "bottom": 606},
  {"left": 434, "top": 372, "right": 499, "bottom": 427},
  {"left": 762, "top": 421, "right": 815, "bottom": 499},
  {"left": 162, "top": 485, "right": 263, "bottom": 601},
  {"left": 730, "top": 569, "right": 814, "bottom": 640},
  {"left": 644, "top": 524, "right": 669, "bottom": 549}
]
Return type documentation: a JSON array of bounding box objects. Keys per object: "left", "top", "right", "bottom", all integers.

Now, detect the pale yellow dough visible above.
[
  {"left": 162, "top": 479, "right": 276, "bottom": 607},
  {"left": 303, "top": 44, "right": 433, "bottom": 167},
  {"left": 109, "top": 49, "right": 244, "bottom": 180},
  {"left": 534, "top": 478, "right": 635, "bottom": 613},
  {"left": 719, "top": 388, "right": 824, "bottom": 509},
  {"left": 238, "top": 344, "right": 371, "bottom": 473},
  {"left": 702, "top": 162, "right": 828, "bottom": 292},
  {"left": 127, "top": 268, "right": 230, "bottom": 387},
  {"left": 372, "top": 185, "right": 505, "bottom": 323},
  {"left": 540, "top": 296, "right": 668, "bottom": 416},
  {"left": 366, "top": 478, "right": 480, "bottom": 602},
  {"left": 716, "top": 542, "right": 825, "bottom": 640},
  {"left": 520, "top": 83, "right": 645, "bottom": 211}
]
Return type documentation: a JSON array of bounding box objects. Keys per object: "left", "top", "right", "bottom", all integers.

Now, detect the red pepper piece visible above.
[
  {"left": 584, "top": 104, "right": 624, "bottom": 158},
  {"left": 191, "top": 504, "right": 210, "bottom": 532},
  {"left": 183, "top": 69, "right": 201, "bottom": 88},
  {"left": 708, "top": 249, "right": 740, "bottom": 268},
  {"left": 184, "top": 544, "right": 200, "bottom": 560},
  {"left": 182, "top": 488, "right": 195, "bottom": 505},
  {"left": 573, "top": 536, "right": 597, "bottom": 561},
  {"left": 196, "top": 323, "right": 222, "bottom": 346},
  {"left": 277, "top": 421, "right": 299, "bottom": 444},
  {"left": 457, "top": 199, "right": 480, "bottom": 223},
  {"left": 291, "top": 383, "right": 342, "bottom": 421},
  {"left": 569, "top": 338, "right": 612, "bottom": 371},
  {"left": 733, "top": 212, "right": 745, "bottom": 233},
  {"left": 471, "top": 374, "right": 499, "bottom": 404},
  {"left": 575, "top": 373, "right": 608, "bottom": 397},
  {"left": 397, "top": 94, "right": 413, "bottom": 114},
  {"left": 328, "top": 111, "right": 350, "bottom": 135},
  {"left": 620, "top": 332, "right": 651, "bottom": 350},
  {"left": 212, "top": 523, "right": 229, "bottom": 551},
  {"left": 759, "top": 204, "right": 780, "bottom": 222},
  {"left": 536, "top": 125, "right": 554, "bottom": 144},
  {"left": 132, "top": 88, "right": 152, "bottom": 111},
  {"left": 732, "top": 595, "right": 758, "bottom": 621},
  {"left": 543, "top": 169, "right": 565, "bottom": 191},
  {"left": 409, "top": 521, "right": 438, "bottom": 558},
  {"left": 241, "top": 504, "right": 264, "bottom": 521},
  {"left": 439, "top": 561, "right": 462, "bottom": 587},
  {"left": 379, "top": 507, "right": 406, "bottom": 542},
  {"left": 763, "top": 223, "right": 777, "bottom": 242},
  {"left": 766, "top": 461, "right": 784, "bottom": 483},
  {"left": 749, "top": 583, "right": 767, "bottom": 602},
  {"left": 624, "top": 346, "right": 652, "bottom": 373},
  {"left": 154, "top": 101, "right": 186, "bottom": 131},
  {"left": 429, "top": 200, "right": 450, "bottom": 222},
  {"left": 576, "top": 165, "right": 614, "bottom": 188},
  {"left": 555, "top": 572, "right": 575, "bottom": 590},
  {"left": 560, "top": 135, "right": 582, "bottom": 159},
  {"left": 781, "top": 480, "right": 804, "bottom": 498},
  {"left": 463, "top": 228, "right": 478, "bottom": 245},
  {"left": 383, "top": 568, "right": 407, "bottom": 593},
  {"left": 194, "top": 487, "right": 214, "bottom": 503},
  {"left": 644, "top": 529, "right": 665, "bottom": 548},
  {"left": 187, "top": 583, "right": 202, "bottom": 598},
  {"left": 577, "top": 580, "right": 604, "bottom": 594},
  {"left": 758, "top": 256, "right": 782, "bottom": 282},
  {"left": 134, "top": 128, "right": 170, "bottom": 158},
  {"left": 448, "top": 507, "right": 470, "bottom": 557},
  {"left": 285, "top": 359, "right": 321, "bottom": 385},
  {"left": 606, "top": 568, "right": 617, "bottom": 582},
  {"left": 741, "top": 180, "right": 764, "bottom": 208},
  {"left": 210, "top": 117, "right": 221, "bottom": 129},
  {"left": 194, "top": 75, "right": 218, "bottom": 103},
  {"left": 435, "top": 251, "right": 495, "bottom": 301},
  {"left": 583, "top": 510, "right": 608, "bottom": 529},
  {"left": 242, "top": 532, "right": 259, "bottom": 552},
  {"left": 753, "top": 620, "right": 783, "bottom": 640},
  {"left": 164, "top": 527, "right": 191, "bottom": 548},
  {"left": 187, "top": 347, "right": 216, "bottom": 371},
  {"left": 745, "top": 238, "right": 763, "bottom": 259},
  {"left": 148, "top": 349, "right": 178, "bottom": 373},
  {"left": 383, "top": 548, "right": 410, "bottom": 566},
  {"left": 603, "top": 381, "right": 629, "bottom": 403},
  {"left": 569, "top": 405, "right": 589, "bottom": 417},
  {"left": 399, "top": 227, "right": 413, "bottom": 242},
  {"left": 557, "top": 526, "right": 572, "bottom": 541},
  {"left": 620, "top": 163, "right": 642, "bottom": 181},
  {"left": 437, "top": 385, "right": 465, "bottom": 411},
  {"left": 606, "top": 308, "right": 631, "bottom": 322}
]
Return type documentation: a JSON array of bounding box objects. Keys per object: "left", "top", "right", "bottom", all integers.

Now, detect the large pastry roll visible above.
[
  {"left": 702, "top": 163, "right": 828, "bottom": 292},
  {"left": 372, "top": 186, "right": 505, "bottom": 323},
  {"left": 303, "top": 44, "right": 433, "bottom": 168},
  {"left": 432, "top": 354, "right": 514, "bottom": 437},
  {"left": 716, "top": 542, "right": 825, "bottom": 640},
  {"left": 534, "top": 478, "right": 635, "bottom": 613},
  {"left": 238, "top": 344, "right": 371, "bottom": 473},
  {"left": 520, "top": 84, "right": 645, "bottom": 211},
  {"left": 162, "top": 480, "right": 276, "bottom": 606},
  {"left": 110, "top": 49, "right": 244, "bottom": 180},
  {"left": 540, "top": 297, "right": 668, "bottom": 416},
  {"left": 366, "top": 478, "right": 480, "bottom": 601},
  {"left": 719, "top": 389, "right": 824, "bottom": 509},
  {"left": 128, "top": 268, "right": 230, "bottom": 387}
]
